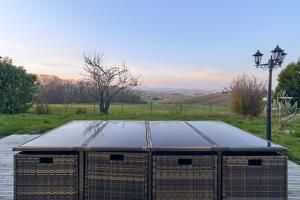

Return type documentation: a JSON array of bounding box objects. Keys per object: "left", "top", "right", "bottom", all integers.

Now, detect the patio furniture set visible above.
[{"left": 13, "top": 120, "right": 288, "bottom": 200}]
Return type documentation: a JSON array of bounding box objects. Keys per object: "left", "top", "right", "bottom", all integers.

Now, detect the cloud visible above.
[
  {"left": 16, "top": 61, "right": 84, "bottom": 79},
  {"left": 190, "top": 69, "right": 233, "bottom": 81},
  {"left": 61, "top": 48, "right": 73, "bottom": 52},
  {"left": 0, "top": 40, "right": 25, "bottom": 49},
  {"left": 39, "top": 61, "right": 81, "bottom": 69},
  {"left": 129, "top": 65, "right": 236, "bottom": 89},
  {"left": 15, "top": 59, "right": 237, "bottom": 89}
]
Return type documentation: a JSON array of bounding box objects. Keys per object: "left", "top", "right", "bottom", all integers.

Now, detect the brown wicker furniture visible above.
[
  {"left": 187, "top": 121, "right": 288, "bottom": 200},
  {"left": 222, "top": 153, "right": 287, "bottom": 200},
  {"left": 13, "top": 120, "right": 288, "bottom": 200},
  {"left": 84, "top": 152, "right": 148, "bottom": 200},
  {"left": 83, "top": 121, "right": 149, "bottom": 200},
  {"left": 150, "top": 121, "right": 217, "bottom": 200},
  {"left": 152, "top": 152, "right": 217, "bottom": 200},
  {"left": 14, "top": 152, "right": 79, "bottom": 200}
]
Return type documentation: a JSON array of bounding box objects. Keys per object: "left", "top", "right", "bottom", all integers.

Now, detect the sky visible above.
[{"left": 0, "top": 0, "right": 300, "bottom": 90}]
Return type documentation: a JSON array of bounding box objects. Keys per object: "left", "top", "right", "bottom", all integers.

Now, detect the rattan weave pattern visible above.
[
  {"left": 152, "top": 154, "right": 217, "bottom": 200},
  {"left": 222, "top": 155, "right": 287, "bottom": 200},
  {"left": 15, "top": 153, "right": 79, "bottom": 200},
  {"left": 84, "top": 152, "right": 148, "bottom": 200}
]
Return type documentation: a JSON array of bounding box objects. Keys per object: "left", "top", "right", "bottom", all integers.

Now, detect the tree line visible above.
[
  {"left": 0, "top": 52, "right": 143, "bottom": 114},
  {"left": 36, "top": 74, "right": 144, "bottom": 105}
]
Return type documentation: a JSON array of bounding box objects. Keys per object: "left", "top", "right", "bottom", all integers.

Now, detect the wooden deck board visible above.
[
  {"left": 0, "top": 134, "right": 39, "bottom": 200},
  {"left": 0, "top": 134, "right": 300, "bottom": 200}
]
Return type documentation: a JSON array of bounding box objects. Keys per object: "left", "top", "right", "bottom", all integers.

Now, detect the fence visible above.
[
  {"left": 31, "top": 101, "right": 300, "bottom": 117},
  {"left": 30, "top": 101, "right": 231, "bottom": 116}
]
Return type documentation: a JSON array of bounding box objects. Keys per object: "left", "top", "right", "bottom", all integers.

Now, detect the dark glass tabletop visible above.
[
  {"left": 187, "top": 121, "right": 285, "bottom": 150},
  {"left": 15, "top": 120, "right": 286, "bottom": 152},
  {"left": 150, "top": 121, "right": 213, "bottom": 149},
  {"left": 86, "top": 121, "right": 148, "bottom": 148},
  {"left": 21, "top": 121, "right": 107, "bottom": 148}
]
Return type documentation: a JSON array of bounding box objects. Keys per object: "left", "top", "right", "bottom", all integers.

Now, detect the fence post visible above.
[
  {"left": 180, "top": 104, "right": 183, "bottom": 114},
  {"left": 121, "top": 103, "right": 124, "bottom": 114},
  {"left": 150, "top": 100, "right": 153, "bottom": 114}
]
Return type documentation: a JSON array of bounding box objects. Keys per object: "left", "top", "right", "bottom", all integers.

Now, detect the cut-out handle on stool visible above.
[
  {"left": 248, "top": 159, "right": 262, "bottom": 166},
  {"left": 178, "top": 159, "right": 192, "bottom": 165},
  {"left": 110, "top": 154, "right": 124, "bottom": 161},
  {"left": 39, "top": 157, "right": 53, "bottom": 164}
]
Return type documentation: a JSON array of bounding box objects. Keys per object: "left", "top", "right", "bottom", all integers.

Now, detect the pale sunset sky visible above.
[{"left": 0, "top": 0, "right": 300, "bottom": 89}]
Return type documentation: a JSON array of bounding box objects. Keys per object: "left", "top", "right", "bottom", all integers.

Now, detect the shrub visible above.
[
  {"left": 76, "top": 107, "right": 87, "bottom": 114},
  {"left": 0, "top": 62, "right": 37, "bottom": 114},
  {"left": 36, "top": 104, "right": 50, "bottom": 114},
  {"left": 229, "top": 74, "right": 267, "bottom": 117},
  {"left": 274, "top": 61, "right": 300, "bottom": 106},
  {"left": 273, "top": 90, "right": 298, "bottom": 134}
]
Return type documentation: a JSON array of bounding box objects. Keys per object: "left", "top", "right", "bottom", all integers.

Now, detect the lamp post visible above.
[{"left": 253, "top": 45, "right": 287, "bottom": 141}]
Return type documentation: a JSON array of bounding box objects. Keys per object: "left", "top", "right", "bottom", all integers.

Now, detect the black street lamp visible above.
[{"left": 253, "top": 45, "right": 286, "bottom": 141}]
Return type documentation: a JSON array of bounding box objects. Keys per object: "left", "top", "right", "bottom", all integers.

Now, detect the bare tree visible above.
[
  {"left": 35, "top": 75, "right": 142, "bottom": 107},
  {"left": 0, "top": 56, "right": 13, "bottom": 64},
  {"left": 83, "top": 52, "right": 141, "bottom": 114}
]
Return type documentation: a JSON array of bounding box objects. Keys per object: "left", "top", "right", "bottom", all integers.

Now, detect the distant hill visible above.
[
  {"left": 182, "top": 93, "right": 230, "bottom": 106},
  {"left": 142, "top": 87, "right": 217, "bottom": 94},
  {"left": 142, "top": 91, "right": 230, "bottom": 106}
]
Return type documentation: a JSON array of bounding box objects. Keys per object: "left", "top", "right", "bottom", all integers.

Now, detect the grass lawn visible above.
[{"left": 0, "top": 103, "right": 299, "bottom": 164}]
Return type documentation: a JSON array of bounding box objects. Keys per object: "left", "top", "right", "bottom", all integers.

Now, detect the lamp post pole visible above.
[
  {"left": 266, "top": 58, "right": 273, "bottom": 141},
  {"left": 253, "top": 45, "right": 287, "bottom": 141}
]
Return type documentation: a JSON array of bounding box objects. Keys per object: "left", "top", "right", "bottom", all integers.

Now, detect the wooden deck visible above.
[
  {"left": 289, "top": 161, "right": 300, "bottom": 200},
  {"left": 1, "top": 134, "right": 300, "bottom": 200},
  {"left": 0, "top": 135, "right": 40, "bottom": 200}
]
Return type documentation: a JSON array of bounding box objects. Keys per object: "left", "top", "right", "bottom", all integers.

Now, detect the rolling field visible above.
[
  {"left": 0, "top": 102, "right": 299, "bottom": 164},
  {"left": 142, "top": 92, "right": 230, "bottom": 106},
  {"left": 182, "top": 93, "right": 230, "bottom": 106}
]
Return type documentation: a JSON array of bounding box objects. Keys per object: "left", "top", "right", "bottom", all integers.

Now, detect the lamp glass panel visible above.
[
  {"left": 258, "top": 55, "right": 262, "bottom": 63},
  {"left": 273, "top": 51, "right": 280, "bottom": 61},
  {"left": 254, "top": 55, "right": 262, "bottom": 65},
  {"left": 281, "top": 53, "right": 286, "bottom": 62},
  {"left": 254, "top": 56, "right": 258, "bottom": 64}
]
